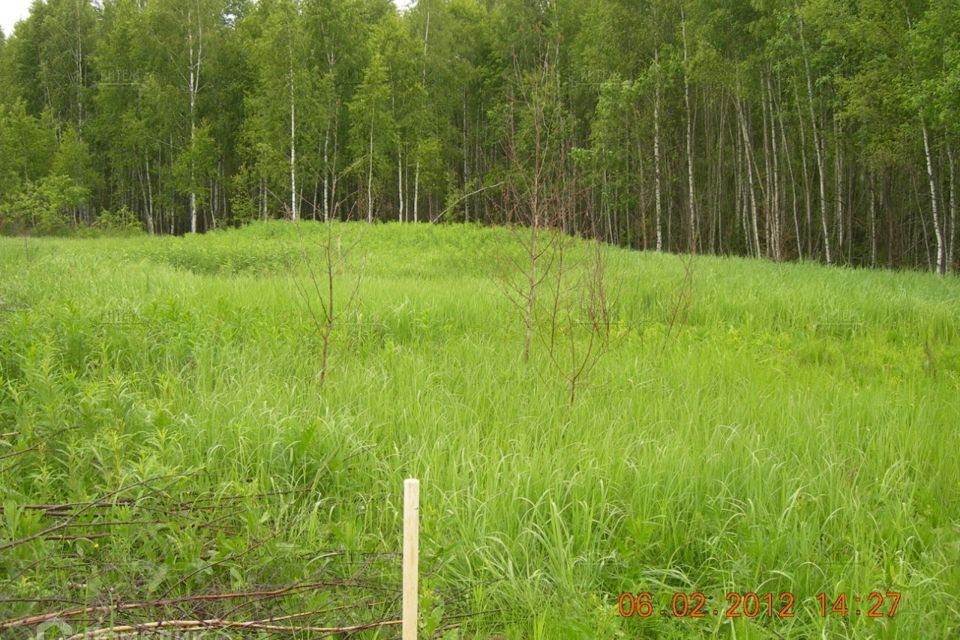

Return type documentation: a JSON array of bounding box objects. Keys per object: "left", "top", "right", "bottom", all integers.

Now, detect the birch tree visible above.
[
  {"left": 146, "top": 0, "right": 224, "bottom": 233},
  {"left": 241, "top": 0, "right": 319, "bottom": 221},
  {"left": 349, "top": 51, "right": 393, "bottom": 223}
]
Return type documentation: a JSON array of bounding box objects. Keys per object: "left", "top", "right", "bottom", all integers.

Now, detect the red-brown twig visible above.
[
  {"left": 0, "top": 474, "right": 185, "bottom": 553},
  {"left": 63, "top": 617, "right": 402, "bottom": 640},
  {"left": 0, "top": 581, "right": 381, "bottom": 630}
]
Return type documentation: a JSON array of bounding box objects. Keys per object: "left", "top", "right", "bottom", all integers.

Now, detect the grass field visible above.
[{"left": 1, "top": 222, "right": 958, "bottom": 639}]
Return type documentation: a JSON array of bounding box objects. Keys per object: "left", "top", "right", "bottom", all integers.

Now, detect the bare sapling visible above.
[
  {"left": 293, "top": 221, "right": 364, "bottom": 386},
  {"left": 664, "top": 253, "right": 695, "bottom": 344},
  {"left": 495, "top": 53, "right": 619, "bottom": 402},
  {"left": 541, "top": 218, "right": 616, "bottom": 406},
  {"left": 496, "top": 57, "right": 569, "bottom": 363}
]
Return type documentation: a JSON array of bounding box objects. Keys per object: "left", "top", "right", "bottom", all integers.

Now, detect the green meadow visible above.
[{"left": 1, "top": 222, "right": 958, "bottom": 638}]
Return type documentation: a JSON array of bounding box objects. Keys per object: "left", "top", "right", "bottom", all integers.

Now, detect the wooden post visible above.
[{"left": 402, "top": 478, "right": 420, "bottom": 640}]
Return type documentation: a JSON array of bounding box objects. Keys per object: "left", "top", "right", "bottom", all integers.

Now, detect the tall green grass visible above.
[{"left": 1, "top": 221, "right": 958, "bottom": 638}]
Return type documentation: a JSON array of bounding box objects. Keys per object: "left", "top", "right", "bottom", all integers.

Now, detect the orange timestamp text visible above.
[{"left": 617, "top": 591, "right": 901, "bottom": 619}]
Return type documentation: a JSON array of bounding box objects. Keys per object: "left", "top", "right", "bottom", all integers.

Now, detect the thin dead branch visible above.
[
  {"left": 62, "top": 617, "right": 402, "bottom": 640},
  {"left": 0, "top": 474, "right": 188, "bottom": 553}
]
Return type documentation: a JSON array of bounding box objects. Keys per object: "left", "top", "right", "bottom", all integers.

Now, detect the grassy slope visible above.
[{"left": 1, "top": 222, "right": 958, "bottom": 639}]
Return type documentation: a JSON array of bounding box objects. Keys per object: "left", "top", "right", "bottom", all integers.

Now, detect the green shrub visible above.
[
  {"left": 92, "top": 206, "right": 144, "bottom": 236},
  {"left": 0, "top": 175, "right": 86, "bottom": 235}
]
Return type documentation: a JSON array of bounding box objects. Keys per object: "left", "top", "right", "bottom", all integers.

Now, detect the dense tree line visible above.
[{"left": 0, "top": 0, "right": 957, "bottom": 272}]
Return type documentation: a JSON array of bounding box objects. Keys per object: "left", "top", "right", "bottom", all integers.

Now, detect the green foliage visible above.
[
  {"left": 2, "top": 0, "right": 960, "bottom": 260},
  {"left": 574, "top": 77, "right": 645, "bottom": 238},
  {"left": 349, "top": 51, "right": 395, "bottom": 212},
  {"left": 235, "top": 0, "right": 323, "bottom": 219},
  {"left": 92, "top": 205, "right": 143, "bottom": 235},
  {"left": 2, "top": 0, "right": 98, "bottom": 124},
  {"left": 415, "top": 135, "right": 448, "bottom": 196},
  {"left": 52, "top": 125, "right": 99, "bottom": 193},
  {"left": 0, "top": 100, "right": 57, "bottom": 196},
  {"left": 172, "top": 121, "right": 219, "bottom": 207},
  {"left": 1, "top": 174, "right": 87, "bottom": 234}
]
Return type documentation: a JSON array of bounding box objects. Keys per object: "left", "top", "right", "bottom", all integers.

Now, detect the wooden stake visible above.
[{"left": 402, "top": 478, "right": 419, "bottom": 640}]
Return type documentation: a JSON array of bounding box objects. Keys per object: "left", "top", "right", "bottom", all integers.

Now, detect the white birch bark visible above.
[
  {"left": 948, "top": 147, "right": 956, "bottom": 271},
  {"left": 834, "top": 118, "right": 844, "bottom": 260},
  {"left": 869, "top": 173, "right": 877, "bottom": 268},
  {"left": 653, "top": 48, "right": 663, "bottom": 252},
  {"left": 798, "top": 19, "right": 831, "bottom": 263},
  {"left": 398, "top": 148, "right": 404, "bottom": 222},
  {"left": 922, "top": 121, "right": 944, "bottom": 275},
  {"left": 289, "top": 52, "right": 298, "bottom": 221},
  {"left": 187, "top": 1, "right": 202, "bottom": 234},
  {"left": 734, "top": 83, "right": 762, "bottom": 258},
  {"left": 367, "top": 120, "right": 374, "bottom": 223},
  {"left": 413, "top": 159, "right": 420, "bottom": 223},
  {"left": 681, "top": 13, "right": 697, "bottom": 253},
  {"left": 793, "top": 82, "right": 813, "bottom": 257},
  {"left": 322, "top": 124, "right": 330, "bottom": 222}
]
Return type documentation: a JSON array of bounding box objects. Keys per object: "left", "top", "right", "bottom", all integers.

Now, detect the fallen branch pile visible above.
[{"left": 0, "top": 477, "right": 439, "bottom": 638}]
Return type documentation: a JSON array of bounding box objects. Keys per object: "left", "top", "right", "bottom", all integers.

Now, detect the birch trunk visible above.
[
  {"left": 948, "top": 147, "right": 956, "bottom": 272},
  {"left": 187, "top": 1, "right": 202, "bottom": 234},
  {"left": 145, "top": 157, "right": 155, "bottom": 235},
  {"left": 921, "top": 121, "right": 945, "bottom": 274},
  {"left": 331, "top": 107, "right": 340, "bottom": 219},
  {"left": 768, "top": 75, "right": 782, "bottom": 261},
  {"left": 793, "top": 83, "right": 813, "bottom": 258},
  {"left": 735, "top": 93, "right": 762, "bottom": 257},
  {"left": 834, "top": 118, "right": 844, "bottom": 261},
  {"left": 799, "top": 19, "right": 831, "bottom": 263},
  {"left": 289, "top": 56, "right": 298, "bottom": 221},
  {"left": 681, "top": 14, "right": 697, "bottom": 253},
  {"left": 367, "top": 120, "right": 374, "bottom": 223},
  {"left": 322, "top": 124, "right": 330, "bottom": 221},
  {"left": 869, "top": 172, "right": 877, "bottom": 268},
  {"left": 75, "top": 1, "right": 84, "bottom": 131},
  {"left": 398, "top": 148, "right": 404, "bottom": 222},
  {"left": 463, "top": 92, "right": 470, "bottom": 223},
  {"left": 414, "top": 10, "right": 428, "bottom": 225},
  {"left": 761, "top": 74, "right": 777, "bottom": 259},
  {"left": 775, "top": 77, "right": 801, "bottom": 261},
  {"left": 653, "top": 48, "right": 663, "bottom": 252},
  {"left": 413, "top": 159, "right": 420, "bottom": 223}
]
